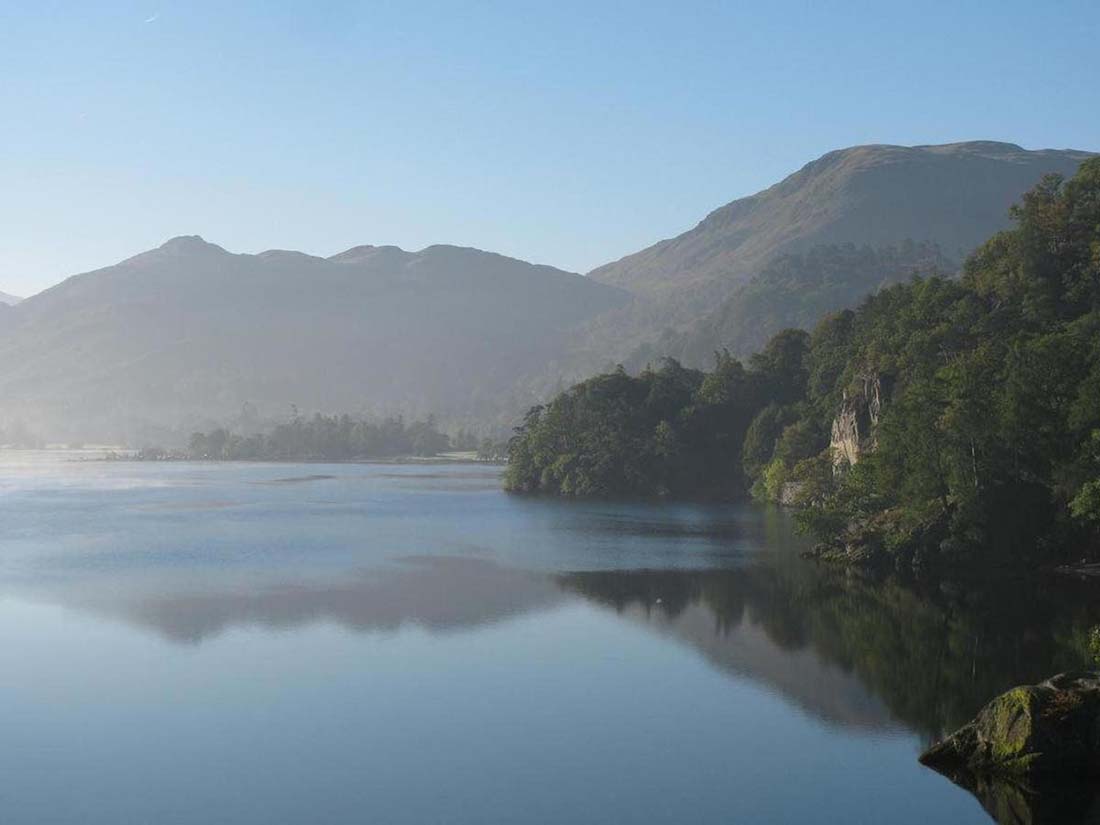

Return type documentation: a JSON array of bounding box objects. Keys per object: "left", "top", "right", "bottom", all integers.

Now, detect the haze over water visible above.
[{"left": 0, "top": 456, "right": 1094, "bottom": 824}]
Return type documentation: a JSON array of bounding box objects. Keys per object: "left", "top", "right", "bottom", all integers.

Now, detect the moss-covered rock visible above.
[{"left": 920, "top": 672, "right": 1100, "bottom": 778}]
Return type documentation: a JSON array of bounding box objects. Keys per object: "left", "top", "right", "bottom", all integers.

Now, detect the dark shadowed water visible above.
[{"left": 1, "top": 455, "right": 1097, "bottom": 824}]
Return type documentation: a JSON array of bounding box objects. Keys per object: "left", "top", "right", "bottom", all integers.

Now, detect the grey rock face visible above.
[{"left": 830, "top": 373, "right": 884, "bottom": 470}]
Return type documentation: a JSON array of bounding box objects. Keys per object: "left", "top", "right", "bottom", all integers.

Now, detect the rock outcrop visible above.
[
  {"left": 920, "top": 672, "right": 1100, "bottom": 778},
  {"left": 829, "top": 373, "right": 885, "bottom": 470},
  {"left": 777, "top": 481, "right": 805, "bottom": 506}
]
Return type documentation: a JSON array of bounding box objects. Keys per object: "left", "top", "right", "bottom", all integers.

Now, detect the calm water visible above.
[{"left": 1, "top": 455, "right": 1098, "bottom": 824}]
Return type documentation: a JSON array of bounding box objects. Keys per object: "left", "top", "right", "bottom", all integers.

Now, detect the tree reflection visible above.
[{"left": 558, "top": 563, "right": 1100, "bottom": 740}]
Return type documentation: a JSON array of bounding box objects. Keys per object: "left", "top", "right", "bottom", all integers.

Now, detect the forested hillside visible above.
[
  {"left": 507, "top": 158, "right": 1100, "bottom": 568},
  {"left": 552, "top": 142, "right": 1092, "bottom": 381}
]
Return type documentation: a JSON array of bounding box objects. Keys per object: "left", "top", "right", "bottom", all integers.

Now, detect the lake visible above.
[{"left": 1, "top": 455, "right": 1097, "bottom": 824}]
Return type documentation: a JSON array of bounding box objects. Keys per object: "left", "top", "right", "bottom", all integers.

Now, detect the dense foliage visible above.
[
  {"left": 504, "top": 328, "right": 809, "bottom": 498},
  {"left": 508, "top": 159, "right": 1100, "bottom": 565}
]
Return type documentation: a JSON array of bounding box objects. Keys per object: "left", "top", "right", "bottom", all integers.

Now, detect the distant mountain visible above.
[
  {"left": 4, "top": 141, "right": 1095, "bottom": 441},
  {"left": 629, "top": 240, "right": 956, "bottom": 369},
  {"left": 0, "top": 236, "right": 627, "bottom": 442},
  {"left": 0, "top": 290, "right": 22, "bottom": 305},
  {"left": 573, "top": 141, "right": 1094, "bottom": 369},
  {"left": 592, "top": 141, "right": 1092, "bottom": 300}
]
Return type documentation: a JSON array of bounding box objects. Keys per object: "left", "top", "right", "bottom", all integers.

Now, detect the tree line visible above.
[
  {"left": 185, "top": 414, "right": 505, "bottom": 461},
  {"left": 506, "top": 158, "right": 1100, "bottom": 567}
]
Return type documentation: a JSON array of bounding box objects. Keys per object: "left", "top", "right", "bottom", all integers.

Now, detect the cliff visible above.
[{"left": 830, "top": 372, "right": 886, "bottom": 469}]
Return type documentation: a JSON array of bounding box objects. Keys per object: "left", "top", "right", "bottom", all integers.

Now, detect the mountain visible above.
[
  {"left": 0, "top": 236, "right": 627, "bottom": 442},
  {"left": 573, "top": 142, "right": 1094, "bottom": 373},
  {"left": 591, "top": 142, "right": 1093, "bottom": 303},
  {"left": 0, "top": 291, "right": 21, "bottom": 306},
  {"left": 627, "top": 240, "right": 956, "bottom": 369},
  {"left": 4, "top": 141, "right": 1095, "bottom": 442}
]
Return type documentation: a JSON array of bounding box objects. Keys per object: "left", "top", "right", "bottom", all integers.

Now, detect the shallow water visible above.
[{"left": 0, "top": 456, "right": 1096, "bottom": 824}]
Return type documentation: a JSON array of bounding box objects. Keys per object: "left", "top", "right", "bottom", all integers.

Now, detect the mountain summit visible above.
[
  {"left": 564, "top": 141, "right": 1095, "bottom": 373},
  {"left": 590, "top": 141, "right": 1093, "bottom": 302}
]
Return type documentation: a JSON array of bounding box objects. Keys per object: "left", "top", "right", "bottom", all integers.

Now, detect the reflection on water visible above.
[
  {"left": 1, "top": 458, "right": 1099, "bottom": 824},
  {"left": 254, "top": 474, "right": 338, "bottom": 485},
  {"left": 999, "top": 778, "right": 1100, "bottom": 825},
  {"left": 559, "top": 566, "right": 1100, "bottom": 742},
  {"left": 934, "top": 770, "right": 1100, "bottom": 825},
  {"left": 63, "top": 557, "right": 563, "bottom": 644},
  {"left": 560, "top": 569, "right": 899, "bottom": 731},
  {"left": 27, "top": 551, "right": 1100, "bottom": 744}
]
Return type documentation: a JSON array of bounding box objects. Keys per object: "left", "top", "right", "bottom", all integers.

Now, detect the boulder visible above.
[{"left": 920, "top": 672, "right": 1100, "bottom": 778}]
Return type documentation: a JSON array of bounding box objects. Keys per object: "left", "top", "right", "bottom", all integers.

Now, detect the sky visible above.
[{"left": 2, "top": 0, "right": 1098, "bottom": 297}]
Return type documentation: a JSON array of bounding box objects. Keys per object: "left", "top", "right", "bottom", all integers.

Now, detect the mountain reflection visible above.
[
  {"left": 65, "top": 556, "right": 564, "bottom": 644},
  {"left": 35, "top": 550, "right": 1100, "bottom": 749},
  {"left": 558, "top": 569, "right": 899, "bottom": 730}
]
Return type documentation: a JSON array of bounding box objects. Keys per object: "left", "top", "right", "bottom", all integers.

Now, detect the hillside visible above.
[
  {"left": 591, "top": 142, "right": 1092, "bottom": 301},
  {"left": 3, "top": 142, "right": 1095, "bottom": 443},
  {"left": 508, "top": 157, "right": 1100, "bottom": 567},
  {"left": 0, "top": 237, "right": 627, "bottom": 442},
  {"left": 0, "top": 291, "right": 21, "bottom": 306},
  {"left": 569, "top": 143, "right": 1094, "bottom": 373},
  {"left": 629, "top": 240, "right": 955, "bottom": 368}
]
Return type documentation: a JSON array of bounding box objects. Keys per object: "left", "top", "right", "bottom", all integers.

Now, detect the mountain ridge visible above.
[
  {"left": 563, "top": 141, "right": 1095, "bottom": 376},
  {"left": 3, "top": 140, "right": 1096, "bottom": 442},
  {"left": 0, "top": 236, "right": 626, "bottom": 442},
  {"left": 589, "top": 141, "right": 1094, "bottom": 300}
]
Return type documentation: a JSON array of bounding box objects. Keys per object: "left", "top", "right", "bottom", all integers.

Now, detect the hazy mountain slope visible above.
[
  {"left": 628, "top": 240, "right": 955, "bottom": 369},
  {"left": 0, "top": 236, "right": 627, "bottom": 442},
  {"left": 591, "top": 142, "right": 1091, "bottom": 300},
  {"left": 572, "top": 142, "right": 1094, "bottom": 370},
  {"left": 0, "top": 291, "right": 21, "bottom": 305},
  {"left": 4, "top": 141, "right": 1094, "bottom": 442}
]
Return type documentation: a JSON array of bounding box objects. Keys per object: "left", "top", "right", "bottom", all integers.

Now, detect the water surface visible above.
[{"left": 1, "top": 456, "right": 1096, "bottom": 824}]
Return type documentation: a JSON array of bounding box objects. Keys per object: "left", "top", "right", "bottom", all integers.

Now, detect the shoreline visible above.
[{"left": 90, "top": 453, "right": 506, "bottom": 467}]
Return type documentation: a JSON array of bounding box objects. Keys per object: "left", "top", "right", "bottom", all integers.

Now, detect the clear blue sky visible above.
[{"left": 2, "top": 0, "right": 1098, "bottom": 296}]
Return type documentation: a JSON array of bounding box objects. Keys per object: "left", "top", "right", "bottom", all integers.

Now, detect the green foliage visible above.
[
  {"left": 504, "top": 355, "right": 772, "bottom": 497},
  {"left": 964, "top": 161, "right": 1100, "bottom": 324},
  {"left": 761, "top": 458, "right": 788, "bottom": 502},
  {"left": 510, "top": 159, "right": 1100, "bottom": 562},
  {"left": 793, "top": 159, "right": 1100, "bottom": 562},
  {"left": 742, "top": 403, "right": 793, "bottom": 481},
  {"left": 1072, "top": 481, "right": 1100, "bottom": 524}
]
